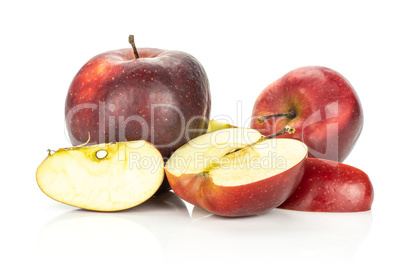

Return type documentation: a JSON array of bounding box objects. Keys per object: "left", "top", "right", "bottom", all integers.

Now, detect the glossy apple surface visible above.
[
  {"left": 279, "top": 158, "right": 374, "bottom": 212},
  {"left": 65, "top": 47, "right": 211, "bottom": 160},
  {"left": 165, "top": 128, "right": 308, "bottom": 217},
  {"left": 36, "top": 140, "right": 164, "bottom": 211},
  {"left": 251, "top": 66, "right": 363, "bottom": 162}
]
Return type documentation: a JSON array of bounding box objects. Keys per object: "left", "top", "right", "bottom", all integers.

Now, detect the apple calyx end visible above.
[
  {"left": 285, "top": 125, "right": 296, "bottom": 134},
  {"left": 197, "top": 172, "right": 210, "bottom": 179},
  {"left": 263, "top": 125, "right": 295, "bottom": 140}
]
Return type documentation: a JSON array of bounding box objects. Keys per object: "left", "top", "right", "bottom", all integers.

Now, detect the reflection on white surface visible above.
[
  {"left": 187, "top": 206, "right": 373, "bottom": 265},
  {"left": 36, "top": 192, "right": 191, "bottom": 260},
  {"left": 37, "top": 191, "right": 372, "bottom": 266}
]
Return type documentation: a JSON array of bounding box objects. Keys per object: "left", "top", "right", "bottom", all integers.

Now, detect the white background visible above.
[{"left": 1, "top": 0, "right": 401, "bottom": 267}]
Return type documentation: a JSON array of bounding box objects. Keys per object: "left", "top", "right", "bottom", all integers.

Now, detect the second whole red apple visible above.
[{"left": 251, "top": 66, "right": 363, "bottom": 162}]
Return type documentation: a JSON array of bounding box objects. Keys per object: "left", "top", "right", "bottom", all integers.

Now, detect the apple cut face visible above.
[
  {"left": 165, "top": 128, "right": 308, "bottom": 217},
  {"left": 37, "top": 140, "right": 164, "bottom": 211}
]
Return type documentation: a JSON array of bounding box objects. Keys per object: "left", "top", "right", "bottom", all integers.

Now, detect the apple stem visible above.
[
  {"left": 262, "top": 125, "right": 295, "bottom": 140},
  {"left": 257, "top": 110, "right": 296, "bottom": 124},
  {"left": 225, "top": 125, "right": 295, "bottom": 157},
  {"left": 128, "top": 35, "right": 140, "bottom": 59}
]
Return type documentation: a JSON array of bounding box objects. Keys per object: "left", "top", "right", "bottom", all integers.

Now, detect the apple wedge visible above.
[
  {"left": 165, "top": 128, "right": 308, "bottom": 217},
  {"left": 36, "top": 140, "right": 164, "bottom": 211},
  {"left": 278, "top": 158, "right": 374, "bottom": 212},
  {"left": 206, "top": 119, "right": 236, "bottom": 133}
]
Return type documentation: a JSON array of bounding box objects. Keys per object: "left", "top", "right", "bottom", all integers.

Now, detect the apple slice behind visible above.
[
  {"left": 206, "top": 119, "right": 237, "bottom": 133},
  {"left": 165, "top": 128, "right": 308, "bottom": 217},
  {"left": 36, "top": 140, "right": 164, "bottom": 211},
  {"left": 278, "top": 158, "right": 374, "bottom": 212}
]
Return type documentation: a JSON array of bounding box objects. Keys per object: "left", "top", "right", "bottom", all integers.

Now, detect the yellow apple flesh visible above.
[
  {"left": 36, "top": 140, "right": 164, "bottom": 211},
  {"left": 206, "top": 119, "right": 236, "bottom": 133}
]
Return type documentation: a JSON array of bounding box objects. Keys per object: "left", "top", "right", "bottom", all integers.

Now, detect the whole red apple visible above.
[
  {"left": 65, "top": 36, "right": 211, "bottom": 160},
  {"left": 251, "top": 66, "right": 363, "bottom": 162},
  {"left": 279, "top": 158, "right": 374, "bottom": 212}
]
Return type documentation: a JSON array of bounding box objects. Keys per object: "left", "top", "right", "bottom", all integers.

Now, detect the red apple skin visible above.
[
  {"left": 65, "top": 48, "right": 211, "bottom": 160},
  {"left": 279, "top": 158, "right": 374, "bottom": 212},
  {"left": 165, "top": 157, "right": 306, "bottom": 217},
  {"left": 251, "top": 66, "right": 363, "bottom": 162}
]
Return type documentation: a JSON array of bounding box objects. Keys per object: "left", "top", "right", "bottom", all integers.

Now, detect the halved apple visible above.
[
  {"left": 36, "top": 140, "right": 164, "bottom": 211},
  {"left": 165, "top": 128, "right": 308, "bottom": 217}
]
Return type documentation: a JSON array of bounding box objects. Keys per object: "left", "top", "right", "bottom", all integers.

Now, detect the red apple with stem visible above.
[
  {"left": 251, "top": 66, "right": 363, "bottom": 162},
  {"left": 65, "top": 35, "right": 211, "bottom": 192},
  {"left": 279, "top": 158, "right": 374, "bottom": 212},
  {"left": 65, "top": 35, "right": 210, "bottom": 159}
]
